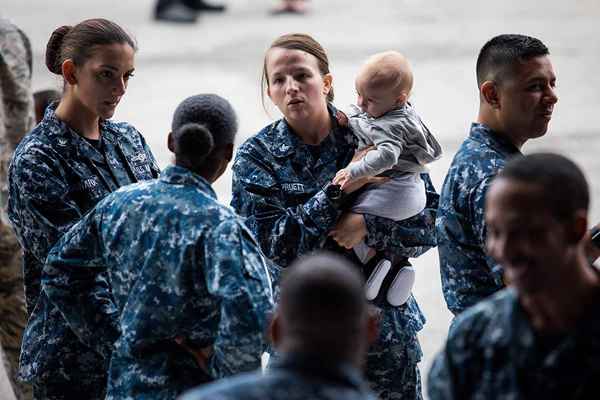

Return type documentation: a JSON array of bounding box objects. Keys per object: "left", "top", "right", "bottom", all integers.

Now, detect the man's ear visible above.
[
  {"left": 322, "top": 73, "right": 333, "bottom": 96},
  {"left": 480, "top": 81, "right": 500, "bottom": 109},
  {"left": 62, "top": 59, "right": 77, "bottom": 85},
  {"left": 567, "top": 210, "right": 588, "bottom": 244},
  {"left": 223, "top": 143, "right": 234, "bottom": 162},
  {"left": 167, "top": 131, "right": 175, "bottom": 153},
  {"left": 268, "top": 311, "right": 281, "bottom": 349}
]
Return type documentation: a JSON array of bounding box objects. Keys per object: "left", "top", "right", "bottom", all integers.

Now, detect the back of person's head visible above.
[
  {"left": 275, "top": 251, "right": 372, "bottom": 365},
  {"left": 45, "top": 18, "right": 136, "bottom": 77},
  {"left": 170, "top": 94, "right": 237, "bottom": 178},
  {"left": 476, "top": 34, "right": 548, "bottom": 88},
  {"left": 498, "top": 152, "right": 589, "bottom": 221},
  {"left": 34, "top": 89, "right": 61, "bottom": 123},
  {"left": 262, "top": 33, "right": 333, "bottom": 104}
]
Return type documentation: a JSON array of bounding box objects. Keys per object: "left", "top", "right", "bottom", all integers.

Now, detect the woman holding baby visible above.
[{"left": 231, "top": 33, "right": 439, "bottom": 399}]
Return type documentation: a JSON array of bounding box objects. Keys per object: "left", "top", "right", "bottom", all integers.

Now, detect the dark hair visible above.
[
  {"left": 172, "top": 94, "right": 237, "bottom": 148},
  {"left": 171, "top": 123, "right": 215, "bottom": 170},
  {"left": 45, "top": 18, "right": 136, "bottom": 75},
  {"left": 476, "top": 34, "right": 549, "bottom": 87},
  {"left": 261, "top": 33, "right": 334, "bottom": 110},
  {"left": 498, "top": 153, "right": 589, "bottom": 221},
  {"left": 34, "top": 89, "right": 62, "bottom": 123},
  {"left": 279, "top": 251, "right": 366, "bottom": 360}
]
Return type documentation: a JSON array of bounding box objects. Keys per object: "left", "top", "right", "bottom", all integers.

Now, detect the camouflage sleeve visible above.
[
  {"left": 203, "top": 219, "right": 273, "bottom": 377},
  {"left": 427, "top": 307, "right": 487, "bottom": 399},
  {"left": 364, "top": 173, "right": 439, "bottom": 259},
  {"left": 11, "top": 148, "right": 83, "bottom": 263},
  {"left": 0, "top": 23, "right": 34, "bottom": 149},
  {"left": 231, "top": 151, "right": 340, "bottom": 267},
  {"left": 468, "top": 177, "right": 503, "bottom": 284},
  {"left": 42, "top": 207, "right": 120, "bottom": 359}
]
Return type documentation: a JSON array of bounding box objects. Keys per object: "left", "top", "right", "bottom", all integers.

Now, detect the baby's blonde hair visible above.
[{"left": 360, "top": 51, "right": 413, "bottom": 97}]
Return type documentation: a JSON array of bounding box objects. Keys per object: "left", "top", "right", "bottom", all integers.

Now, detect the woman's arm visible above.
[
  {"left": 363, "top": 173, "right": 439, "bottom": 259},
  {"left": 10, "top": 148, "right": 83, "bottom": 264},
  {"left": 203, "top": 220, "right": 274, "bottom": 377},
  {"left": 42, "top": 207, "right": 120, "bottom": 359},
  {"left": 231, "top": 148, "right": 341, "bottom": 268}
]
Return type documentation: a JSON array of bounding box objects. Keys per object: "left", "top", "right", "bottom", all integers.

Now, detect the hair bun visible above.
[
  {"left": 174, "top": 123, "right": 215, "bottom": 166},
  {"left": 45, "top": 25, "right": 72, "bottom": 75}
]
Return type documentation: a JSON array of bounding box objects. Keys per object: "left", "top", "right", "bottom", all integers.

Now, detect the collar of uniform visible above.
[
  {"left": 273, "top": 352, "right": 369, "bottom": 392},
  {"left": 160, "top": 165, "right": 216, "bottom": 199},
  {"left": 469, "top": 123, "right": 522, "bottom": 157},
  {"left": 40, "top": 102, "right": 104, "bottom": 163},
  {"left": 268, "top": 103, "right": 349, "bottom": 159}
]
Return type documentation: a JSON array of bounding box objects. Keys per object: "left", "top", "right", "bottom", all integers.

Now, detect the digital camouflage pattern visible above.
[
  {"left": 231, "top": 104, "right": 438, "bottom": 399},
  {"left": 0, "top": 17, "right": 34, "bottom": 400},
  {"left": 8, "top": 102, "right": 159, "bottom": 399},
  {"left": 428, "top": 288, "right": 600, "bottom": 399},
  {"left": 436, "top": 123, "right": 521, "bottom": 316},
  {"left": 180, "top": 353, "right": 376, "bottom": 400},
  {"left": 43, "top": 165, "right": 275, "bottom": 400}
]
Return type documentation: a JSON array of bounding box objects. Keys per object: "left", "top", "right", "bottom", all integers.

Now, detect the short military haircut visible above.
[
  {"left": 476, "top": 34, "right": 549, "bottom": 87},
  {"left": 279, "top": 251, "right": 366, "bottom": 359},
  {"left": 498, "top": 153, "right": 589, "bottom": 221}
]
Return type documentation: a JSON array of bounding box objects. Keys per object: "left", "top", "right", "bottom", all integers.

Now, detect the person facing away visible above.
[
  {"left": 428, "top": 153, "right": 600, "bottom": 399},
  {"left": 43, "top": 94, "right": 275, "bottom": 400},
  {"left": 231, "top": 33, "right": 439, "bottom": 400},
  {"left": 332, "top": 50, "right": 442, "bottom": 307},
  {"left": 7, "top": 19, "right": 159, "bottom": 400},
  {"left": 436, "top": 34, "right": 558, "bottom": 317},
  {"left": 180, "top": 251, "right": 378, "bottom": 400},
  {"left": 0, "top": 17, "right": 35, "bottom": 400}
]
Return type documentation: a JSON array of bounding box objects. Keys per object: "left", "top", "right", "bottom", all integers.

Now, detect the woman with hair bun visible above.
[
  {"left": 7, "top": 18, "right": 159, "bottom": 399},
  {"left": 42, "top": 94, "right": 274, "bottom": 399}
]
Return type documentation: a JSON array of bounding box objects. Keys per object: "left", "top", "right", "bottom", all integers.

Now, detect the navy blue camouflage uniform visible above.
[
  {"left": 43, "top": 165, "right": 274, "bottom": 400},
  {"left": 436, "top": 123, "right": 520, "bottom": 316},
  {"left": 231, "top": 104, "right": 438, "bottom": 399},
  {"left": 428, "top": 288, "right": 600, "bottom": 399},
  {"left": 181, "top": 353, "right": 376, "bottom": 400},
  {"left": 7, "top": 103, "right": 159, "bottom": 399}
]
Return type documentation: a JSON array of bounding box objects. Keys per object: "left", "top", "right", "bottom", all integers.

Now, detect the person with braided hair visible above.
[{"left": 43, "top": 94, "right": 274, "bottom": 400}]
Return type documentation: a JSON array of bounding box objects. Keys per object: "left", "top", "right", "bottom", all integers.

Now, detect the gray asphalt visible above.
[{"left": 3, "top": 0, "right": 600, "bottom": 396}]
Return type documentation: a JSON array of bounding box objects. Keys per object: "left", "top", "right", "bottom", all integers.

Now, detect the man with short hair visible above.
[
  {"left": 436, "top": 34, "right": 558, "bottom": 316},
  {"left": 181, "top": 251, "right": 378, "bottom": 400},
  {"left": 428, "top": 153, "right": 600, "bottom": 399}
]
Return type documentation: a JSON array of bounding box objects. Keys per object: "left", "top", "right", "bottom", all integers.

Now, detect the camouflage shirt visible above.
[
  {"left": 231, "top": 104, "right": 439, "bottom": 398},
  {"left": 43, "top": 165, "right": 275, "bottom": 399},
  {"left": 181, "top": 353, "right": 376, "bottom": 400},
  {"left": 428, "top": 288, "right": 600, "bottom": 399},
  {"left": 0, "top": 17, "right": 34, "bottom": 225},
  {"left": 436, "top": 123, "right": 521, "bottom": 316},
  {"left": 7, "top": 103, "right": 159, "bottom": 383}
]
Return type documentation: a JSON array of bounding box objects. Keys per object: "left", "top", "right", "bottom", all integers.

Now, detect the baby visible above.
[{"left": 333, "top": 51, "right": 442, "bottom": 306}]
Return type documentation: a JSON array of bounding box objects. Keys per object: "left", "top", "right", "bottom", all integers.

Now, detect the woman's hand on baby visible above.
[{"left": 329, "top": 212, "right": 368, "bottom": 248}]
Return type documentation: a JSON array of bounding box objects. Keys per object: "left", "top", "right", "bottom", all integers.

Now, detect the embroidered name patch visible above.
[{"left": 281, "top": 183, "right": 305, "bottom": 193}]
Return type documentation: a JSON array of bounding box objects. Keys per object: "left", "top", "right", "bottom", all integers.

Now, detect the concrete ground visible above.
[{"left": 3, "top": 0, "right": 600, "bottom": 396}]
